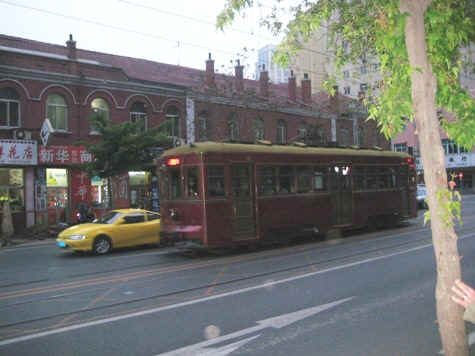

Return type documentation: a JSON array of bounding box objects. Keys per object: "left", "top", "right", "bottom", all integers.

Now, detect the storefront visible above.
[
  {"left": 37, "top": 145, "right": 95, "bottom": 224},
  {"left": 0, "top": 139, "right": 37, "bottom": 232},
  {"left": 129, "top": 170, "right": 160, "bottom": 211}
]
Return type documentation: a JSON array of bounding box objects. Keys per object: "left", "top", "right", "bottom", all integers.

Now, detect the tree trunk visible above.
[
  {"left": 400, "top": 1, "right": 468, "bottom": 355},
  {"left": 1, "top": 201, "right": 14, "bottom": 246}
]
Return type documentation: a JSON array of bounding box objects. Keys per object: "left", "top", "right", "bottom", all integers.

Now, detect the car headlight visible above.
[{"left": 66, "top": 235, "right": 87, "bottom": 240}]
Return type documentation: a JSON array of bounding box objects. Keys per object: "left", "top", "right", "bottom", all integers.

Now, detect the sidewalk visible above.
[{"left": 0, "top": 230, "right": 56, "bottom": 249}]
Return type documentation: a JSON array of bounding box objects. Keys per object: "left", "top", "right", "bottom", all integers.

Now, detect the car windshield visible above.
[{"left": 95, "top": 211, "right": 123, "bottom": 224}]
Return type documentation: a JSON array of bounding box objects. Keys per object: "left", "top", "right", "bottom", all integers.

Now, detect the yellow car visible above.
[{"left": 56, "top": 209, "right": 160, "bottom": 254}]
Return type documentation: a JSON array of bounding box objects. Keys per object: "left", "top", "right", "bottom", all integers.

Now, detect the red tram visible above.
[{"left": 158, "top": 142, "right": 417, "bottom": 249}]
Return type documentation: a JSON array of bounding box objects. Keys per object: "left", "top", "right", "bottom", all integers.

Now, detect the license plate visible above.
[{"left": 57, "top": 241, "right": 67, "bottom": 248}]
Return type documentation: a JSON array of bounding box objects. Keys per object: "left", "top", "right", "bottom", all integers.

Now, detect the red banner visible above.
[
  {"left": 38, "top": 145, "right": 93, "bottom": 165},
  {"left": 70, "top": 168, "right": 93, "bottom": 222}
]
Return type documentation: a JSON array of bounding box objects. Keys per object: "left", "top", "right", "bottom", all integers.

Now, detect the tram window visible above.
[
  {"left": 160, "top": 170, "right": 169, "bottom": 200},
  {"left": 258, "top": 166, "right": 277, "bottom": 195},
  {"left": 231, "top": 166, "right": 250, "bottom": 197},
  {"left": 366, "top": 167, "right": 378, "bottom": 189},
  {"left": 187, "top": 167, "right": 200, "bottom": 198},
  {"left": 390, "top": 168, "right": 397, "bottom": 188},
  {"left": 353, "top": 167, "right": 366, "bottom": 190},
  {"left": 314, "top": 167, "right": 327, "bottom": 191},
  {"left": 297, "top": 166, "right": 312, "bottom": 193},
  {"left": 170, "top": 169, "right": 182, "bottom": 199},
  {"left": 278, "top": 166, "right": 294, "bottom": 194},
  {"left": 207, "top": 166, "right": 225, "bottom": 197}
]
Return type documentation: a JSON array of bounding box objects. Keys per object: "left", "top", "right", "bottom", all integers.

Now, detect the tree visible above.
[
  {"left": 82, "top": 112, "right": 172, "bottom": 208},
  {"left": 218, "top": 1, "right": 474, "bottom": 355},
  {"left": 1, "top": 199, "right": 13, "bottom": 247}
]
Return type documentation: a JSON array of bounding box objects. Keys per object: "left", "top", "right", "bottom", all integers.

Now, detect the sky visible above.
[{"left": 0, "top": 0, "right": 287, "bottom": 79}]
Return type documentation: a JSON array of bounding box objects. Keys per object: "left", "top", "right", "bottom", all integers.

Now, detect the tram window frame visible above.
[
  {"left": 352, "top": 166, "right": 366, "bottom": 190},
  {"left": 207, "top": 166, "right": 225, "bottom": 198},
  {"left": 170, "top": 168, "right": 182, "bottom": 200},
  {"left": 258, "top": 166, "right": 277, "bottom": 196},
  {"left": 278, "top": 166, "right": 295, "bottom": 194},
  {"left": 231, "top": 165, "right": 251, "bottom": 198},
  {"left": 159, "top": 168, "right": 170, "bottom": 200},
  {"left": 186, "top": 167, "right": 200, "bottom": 199},
  {"left": 314, "top": 167, "right": 328, "bottom": 191},
  {"left": 297, "top": 166, "right": 312, "bottom": 193}
]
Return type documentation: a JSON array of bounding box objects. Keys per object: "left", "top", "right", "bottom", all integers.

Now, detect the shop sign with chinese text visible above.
[
  {"left": 38, "top": 145, "right": 93, "bottom": 165},
  {"left": 0, "top": 140, "right": 38, "bottom": 165}
]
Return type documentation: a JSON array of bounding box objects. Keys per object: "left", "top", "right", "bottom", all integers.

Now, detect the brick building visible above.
[{"left": 0, "top": 34, "right": 388, "bottom": 231}]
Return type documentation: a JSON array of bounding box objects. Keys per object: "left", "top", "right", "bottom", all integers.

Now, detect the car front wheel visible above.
[{"left": 93, "top": 236, "right": 111, "bottom": 255}]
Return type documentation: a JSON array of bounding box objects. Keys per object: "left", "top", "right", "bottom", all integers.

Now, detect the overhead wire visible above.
[{"left": 0, "top": 0, "right": 376, "bottom": 85}]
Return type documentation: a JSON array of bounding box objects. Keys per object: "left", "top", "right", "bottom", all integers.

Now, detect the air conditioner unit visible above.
[{"left": 13, "top": 129, "right": 32, "bottom": 140}]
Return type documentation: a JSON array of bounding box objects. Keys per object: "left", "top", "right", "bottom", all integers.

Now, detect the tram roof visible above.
[{"left": 162, "top": 141, "right": 409, "bottom": 159}]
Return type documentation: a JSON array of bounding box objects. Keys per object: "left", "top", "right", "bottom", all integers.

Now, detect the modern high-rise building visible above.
[{"left": 255, "top": 45, "right": 290, "bottom": 84}]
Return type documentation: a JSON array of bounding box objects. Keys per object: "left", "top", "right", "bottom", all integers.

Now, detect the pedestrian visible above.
[{"left": 451, "top": 279, "right": 475, "bottom": 323}]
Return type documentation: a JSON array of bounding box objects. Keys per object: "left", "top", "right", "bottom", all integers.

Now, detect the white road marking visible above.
[
  {"left": 195, "top": 334, "right": 261, "bottom": 356},
  {"left": 0, "top": 232, "right": 474, "bottom": 347},
  {"left": 157, "top": 298, "right": 353, "bottom": 356}
]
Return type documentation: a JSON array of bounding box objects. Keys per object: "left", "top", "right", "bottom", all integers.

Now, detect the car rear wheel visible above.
[{"left": 93, "top": 236, "right": 111, "bottom": 255}]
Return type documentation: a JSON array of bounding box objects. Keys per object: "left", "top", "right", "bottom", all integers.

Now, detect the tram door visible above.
[
  {"left": 330, "top": 165, "right": 353, "bottom": 225},
  {"left": 230, "top": 164, "right": 256, "bottom": 240}
]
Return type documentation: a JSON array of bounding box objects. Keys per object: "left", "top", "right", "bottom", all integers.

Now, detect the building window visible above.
[
  {"left": 129, "top": 102, "right": 147, "bottom": 132},
  {"left": 164, "top": 106, "right": 180, "bottom": 138},
  {"left": 297, "top": 122, "right": 308, "bottom": 141},
  {"left": 46, "top": 94, "right": 68, "bottom": 131},
  {"left": 394, "top": 143, "right": 408, "bottom": 152},
  {"left": 0, "top": 87, "right": 20, "bottom": 128},
  {"left": 360, "top": 66, "right": 367, "bottom": 74},
  {"left": 254, "top": 118, "right": 265, "bottom": 141},
  {"left": 344, "top": 86, "right": 351, "bottom": 95},
  {"left": 343, "top": 70, "right": 350, "bottom": 79},
  {"left": 360, "top": 83, "right": 368, "bottom": 92},
  {"left": 442, "top": 139, "right": 467, "bottom": 155},
  {"left": 90, "top": 98, "right": 109, "bottom": 133},
  {"left": 276, "top": 120, "right": 287, "bottom": 144},
  {"left": 227, "top": 113, "right": 240, "bottom": 141},
  {"left": 197, "top": 111, "right": 211, "bottom": 141}
]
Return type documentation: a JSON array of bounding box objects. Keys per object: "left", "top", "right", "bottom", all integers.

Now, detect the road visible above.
[{"left": 1, "top": 195, "right": 475, "bottom": 355}]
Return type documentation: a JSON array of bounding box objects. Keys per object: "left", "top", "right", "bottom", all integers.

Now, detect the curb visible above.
[{"left": 0, "top": 238, "right": 56, "bottom": 250}]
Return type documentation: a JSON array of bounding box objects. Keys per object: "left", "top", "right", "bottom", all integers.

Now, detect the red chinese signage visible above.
[{"left": 38, "top": 145, "right": 93, "bottom": 165}]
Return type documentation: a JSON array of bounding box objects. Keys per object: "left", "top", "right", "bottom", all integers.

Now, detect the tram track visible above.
[
  {"left": 0, "top": 225, "right": 432, "bottom": 301},
  {"left": 1, "top": 220, "right": 474, "bottom": 341},
  {"left": 0, "top": 227, "right": 451, "bottom": 335}
]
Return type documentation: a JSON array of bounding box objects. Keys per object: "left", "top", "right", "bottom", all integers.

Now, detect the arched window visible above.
[
  {"left": 0, "top": 87, "right": 20, "bottom": 127},
  {"left": 90, "top": 98, "right": 109, "bottom": 133},
  {"left": 297, "top": 121, "right": 308, "bottom": 141},
  {"left": 253, "top": 118, "right": 265, "bottom": 141},
  {"left": 165, "top": 106, "right": 180, "bottom": 137},
  {"left": 47, "top": 94, "right": 68, "bottom": 131},
  {"left": 197, "top": 111, "right": 211, "bottom": 141},
  {"left": 276, "top": 120, "right": 287, "bottom": 144},
  {"left": 227, "top": 113, "right": 239, "bottom": 141},
  {"left": 129, "top": 102, "right": 147, "bottom": 131}
]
